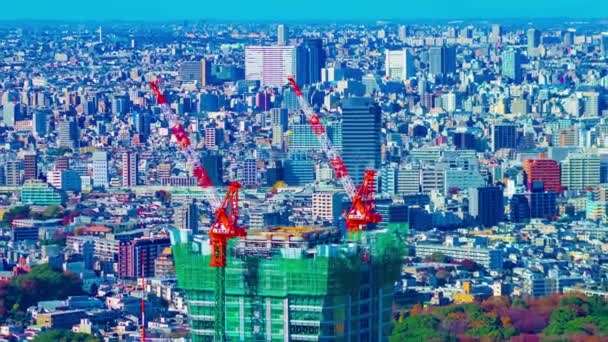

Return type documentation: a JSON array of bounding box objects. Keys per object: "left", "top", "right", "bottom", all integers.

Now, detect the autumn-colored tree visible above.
[{"left": 410, "top": 303, "right": 423, "bottom": 316}]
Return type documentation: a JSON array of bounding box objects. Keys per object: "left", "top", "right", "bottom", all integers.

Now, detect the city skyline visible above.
[{"left": 2, "top": 0, "right": 608, "bottom": 21}]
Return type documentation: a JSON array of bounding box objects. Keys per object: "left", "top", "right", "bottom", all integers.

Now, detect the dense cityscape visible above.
[{"left": 1, "top": 14, "right": 608, "bottom": 342}]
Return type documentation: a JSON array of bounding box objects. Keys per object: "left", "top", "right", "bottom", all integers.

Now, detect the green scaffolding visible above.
[{"left": 173, "top": 228, "right": 407, "bottom": 341}]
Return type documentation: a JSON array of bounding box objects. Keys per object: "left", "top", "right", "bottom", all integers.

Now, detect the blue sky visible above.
[{"left": 1, "top": 0, "right": 606, "bottom": 21}]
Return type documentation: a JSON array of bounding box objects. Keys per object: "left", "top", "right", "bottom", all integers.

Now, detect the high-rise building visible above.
[
  {"left": 398, "top": 25, "right": 408, "bottom": 42},
  {"left": 491, "top": 123, "right": 517, "bottom": 151},
  {"left": 57, "top": 118, "right": 79, "bottom": 149},
  {"left": 563, "top": 29, "right": 575, "bottom": 46},
  {"left": 283, "top": 152, "right": 314, "bottom": 186},
  {"left": 491, "top": 24, "right": 503, "bottom": 44},
  {"left": 510, "top": 194, "right": 531, "bottom": 223},
  {"left": 3, "top": 103, "right": 21, "bottom": 127},
  {"left": 289, "top": 121, "right": 342, "bottom": 153},
  {"left": 501, "top": 49, "right": 523, "bottom": 83},
  {"left": 277, "top": 24, "right": 287, "bottom": 46},
  {"left": 121, "top": 152, "right": 138, "bottom": 187},
  {"left": 111, "top": 94, "right": 130, "bottom": 115},
  {"left": 204, "top": 127, "right": 218, "bottom": 149},
  {"left": 583, "top": 92, "right": 600, "bottom": 117},
  {"left": 528, "top": 192, "right": 557, "bottom": 219},
  {"left": 601, "top": 33, "right": 608, "bottom": 58},
  {"left": 23, "top": 152, "right": 38, "bottom": 181},
  {"left": 341, "top": 97, "right": 381, "bottom": 184},
  {"left": 429, "top": 46, "right": 456, "bottom": 79},
  {"left": 239, "top": 158, "right": 258, "bottom": 186},
  {"left": 385, "top": 49, "right": 415, "bottom": 81},
  {"left": 173, "top": 229, "right": 400, "bottom": 341},
  {"left": 132, "top": 112, "right": 151, "bottom": 140},
  {"left": 561, "top": 154, "right": 600, "bottom": 191},
  {"left": 312, "top": 192, "right": 337, "bottom": 221},
  {"left": 245, "top": 46, "right": 302, "bottom": 87},
  {"left": 174, "top": 202, "right": 199, "bottom": 234},
  {"left": 201, "top": 150, "right": 223, "bottom": 186},
  {"left": 270, "top": 108, "right": 288, "bottom": 131},
  {"left": 5, "top": 160, "right": 21, "bottom": 186},
  {"left": 118, "top": 236, "right": 171, "bottom": 279},
  {"left": 469, "top": 186, "right": 504, "bottom": 227},
  {"left": 523, "top": 159, "right": 562, "bottom": 193},
  {"left": 92, "top": 151, "right": 109, "bottom": 188},
  {"left": 33, "top": 110, "right": 50, "bottom": 137},
  {"left": 179, "top": 60, "right": 210, "bottom": 87},
  {"left": 300, "top": 38, "right": 325, "bottom": 84},
  {"left": 527, "top": 28, "right": 541, "bottom": 55},
  {"left": 55, "top": 156, "right": 70, "bottom": 171}
]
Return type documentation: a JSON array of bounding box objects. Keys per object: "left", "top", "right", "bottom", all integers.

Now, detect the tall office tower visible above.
[
  {"left": 491, "top": 24, "right": 503, "bottom": 43},
  {"left": 201, "top": 151, "right": 223, "bottom": 185},
  {"left": 55, "top": 156, "right": 70, "bottom": 171},
  {"left": 270, "top": 108, "right": 288, "bottom": 131},
  {"left": 523, "top": 159, "right": 562, "bottom": 193},
  {"left": 277, "top": 24, "right": 287, "bottom": 46},
  {"left": 3, "top": 103, "right": 21, "bottom": 127},
  {"left": 245, "top": 46, "right": 302, "bottom": 87},
  {"left": 563, "top": 29, "right": 575, "bottom": 46},
  {"left": 527, "top": 28, "right": 541, "bottom": 55},
  {"left": 239, "top": 158, "right": 258, "bottom": 186},
  {"left": 174, "top": 202, "right": 199, "bottom": 234},
  {"left": 300, "top": 38, "right": 325, "bottom": 84},
  {"left": 469, "top": 186, "right": 504, "bottom": 227},
  {"left": 284, "top": 152, "right": 315, "bottom": 186},
  {"left": 341, "top": 97, "right": 381, "bottom": 185},
  {"left": 601, "top": 33, "right": 608, "bottom": 58},
  {"left": 132, "top": 112, "right": 150, "bottom": 140},
  {"left": 561, "top": 154, "right": 600, "bottom": 191},
  {"left": 92, "top": 151, "right": 109, "bottom": 188},
  {"left": 118, "top": 236, "right": 171, "bottom": 279},
  {"left": 501, "top": 49, "right": 523, "bottom": 83},
  {"left": 385, "top": 49, "right": 415, "bottom": 81},
  {"left": 121, "top": 152, "right": 138, "bottom": 187},
  {"left": 429, "top": 46, "right": 456, "bottom": 79},
  {"left": 491, "top": 123, "right": 517, "bottom": 151},
  {"left": 23, "top": 152, "right": 38, "bottom": 181},
  {"left": 57, "top": 118, "right": 79, "bottom": 149},
  {"left": 5, "top": 160, "right": 21, "bottom": 186},
  {"left": 179, "top": 60, "right": 210, "bottom": 87},
  {"left": 111, "top": 94, "right": 130, "bottom": 115},
  {"left": 528, "top": 192, "right": 557, "bottom": 219},
  {"left": 32, "top": 110, "right": 49, "bottom": 137},
  {"left": 398, "top": 25, "right": 408, "bottom": 42},
  {"left": 510, "top": 194, "right": 531, "bottom": 223}
]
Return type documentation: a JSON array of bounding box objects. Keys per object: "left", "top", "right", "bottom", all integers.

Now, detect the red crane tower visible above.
[
  {"left": 149, "top": 80, "right": 245, "bottom": 341},
  {"left": 287, "top": 77, "right": 381, "bottom": 238}
]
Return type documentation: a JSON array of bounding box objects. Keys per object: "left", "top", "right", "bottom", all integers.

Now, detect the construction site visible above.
[
  {"left": 148, "top": 77, "right": 407, "bottom": 341},
  {"left": 171, "top": 226, "right": 405, "bottom": 341}
]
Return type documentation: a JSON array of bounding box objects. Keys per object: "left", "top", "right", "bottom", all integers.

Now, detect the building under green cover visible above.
[{"left": 171, "top": 226, "right": 406, "bottom": 341}]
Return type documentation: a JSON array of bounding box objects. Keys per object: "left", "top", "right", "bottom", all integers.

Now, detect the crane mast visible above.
[
  {"left": 149, "top": 81, "right": 246, "bottom": 341},
  {"left": 287, "top": 76, "right": 381, "bottom": 235}
]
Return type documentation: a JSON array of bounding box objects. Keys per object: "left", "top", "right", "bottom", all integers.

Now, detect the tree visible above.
[
  {"left": 42, "top": 205, "right": 64, "bottom": 219},
  {"left": 428, "top": 252, "right": 450, "bottom": 263},
  {"left": 391, "top": 315, "right": 449, "bottom": 342},
  {"left": 6, "top": 264, "right": 83, "bottom": 316},
  {"left": 32, "top": 329, "right": 100, "bottom": 342}
]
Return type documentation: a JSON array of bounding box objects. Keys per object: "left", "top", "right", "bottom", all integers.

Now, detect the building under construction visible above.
[{"left": 171, "top": 226, "right": 405, "bottom": 341}]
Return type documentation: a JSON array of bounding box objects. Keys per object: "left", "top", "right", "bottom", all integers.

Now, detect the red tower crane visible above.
[
  {"left": 287, "top": 77, "right": 381, "bottom": 237},
  {"left": 149, "top": 80, "right": 245, "bottom": 341}
]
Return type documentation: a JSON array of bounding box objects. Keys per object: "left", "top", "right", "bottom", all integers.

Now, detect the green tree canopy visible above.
[{"left": 32, "top": 329, "right": 100, "bottom": 342}]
